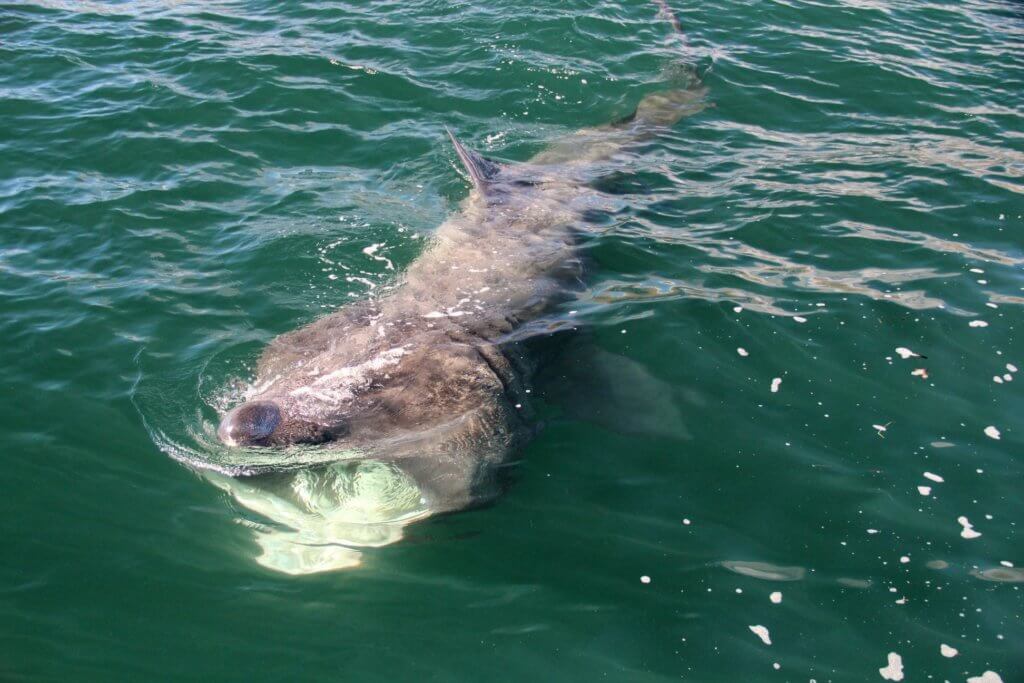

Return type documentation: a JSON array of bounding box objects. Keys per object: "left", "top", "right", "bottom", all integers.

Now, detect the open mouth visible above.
[{"left": 203, "top": 459, "right": 430, "bottom": 574}]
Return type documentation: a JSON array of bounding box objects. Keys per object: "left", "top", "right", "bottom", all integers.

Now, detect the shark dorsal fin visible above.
[{"left": 446, "top": 128, "right": 500, "bottom": 192}]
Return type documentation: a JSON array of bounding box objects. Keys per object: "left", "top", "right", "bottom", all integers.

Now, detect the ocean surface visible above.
[{"left": 2, "top": 1, "right": 1022, "bottom": 681}]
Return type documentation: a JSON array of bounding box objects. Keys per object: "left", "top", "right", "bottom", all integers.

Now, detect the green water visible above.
[{"left": 2, "top": 0, "right": 1022, "bottom": 680}]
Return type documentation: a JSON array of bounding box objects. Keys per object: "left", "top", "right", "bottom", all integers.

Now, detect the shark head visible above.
[
  {"left": 217, "top": 131, "right": 545, "bottom": 454},
  {"left": 217, "top": 343, "right": 409, "bottom": 449},
  {"left": 216, "top": 326, "right": 521, "bottom": 460}
]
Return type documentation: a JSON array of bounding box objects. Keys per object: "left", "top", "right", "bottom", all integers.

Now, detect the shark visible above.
[{"left": 209, "top": 20, "right": 706, "bottom": 575}]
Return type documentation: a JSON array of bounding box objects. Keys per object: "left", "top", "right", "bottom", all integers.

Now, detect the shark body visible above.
[{"left": 206, "top": 30, "right": 706, "bottom": 570}]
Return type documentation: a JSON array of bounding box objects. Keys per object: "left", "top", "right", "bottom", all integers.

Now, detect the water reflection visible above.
[
  {"left": 720, "top": 560, "right": 806, "bottom": 581},
  {"left": 970, "top": 566, "right": 1024, "bottom": 583}
]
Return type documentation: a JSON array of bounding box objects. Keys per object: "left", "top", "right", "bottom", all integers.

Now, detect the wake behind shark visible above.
[{"left": 205, "top": 20, "right": 707, "bottom": 575}]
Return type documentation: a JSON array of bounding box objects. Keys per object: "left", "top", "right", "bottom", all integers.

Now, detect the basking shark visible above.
[{"left": 209, "top": 33, "right": 706, "bottom": 575}]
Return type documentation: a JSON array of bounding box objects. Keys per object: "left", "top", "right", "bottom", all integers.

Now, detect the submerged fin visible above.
[
  {"left": 446, "top": 127, "right": 501, "bottom": 192},
  {"left": 536, "top": 339, "right": 697, "bottom": 443}
]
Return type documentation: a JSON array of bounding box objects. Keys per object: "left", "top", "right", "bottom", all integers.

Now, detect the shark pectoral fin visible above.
[
  {"left": 446, "top": 128, "right": 502, "bottom": 192},
  {"left": 537, "top": 340, "right": 694, "bottom": 442}
]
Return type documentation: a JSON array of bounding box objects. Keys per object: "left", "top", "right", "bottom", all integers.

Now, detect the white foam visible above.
[
  {"left": 967, "top": 673, "right": 1003, "bottom": 683},
  {"left": 879, "top": 652, "right": 904, "bottom": 681},
  {"left": 969, "top": 320, "right": 989, "bottom": 328},
  {"left": 958, "top": 516, "right": 982, "bottom": 539},
  {"left": 362, "top": 243, "right": 395, "bottom": 270},
  {"left": 345, "top": 275, "right": 377, "bottom": 289}
]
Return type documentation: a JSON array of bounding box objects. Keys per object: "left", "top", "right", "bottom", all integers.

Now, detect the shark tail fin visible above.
[{"left": 446, "top": 127, "right": 501, "bottom": 192}]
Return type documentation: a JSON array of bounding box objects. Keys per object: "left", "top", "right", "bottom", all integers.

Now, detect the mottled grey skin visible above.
[{"left": 218, "top": 85, "right": 706, "bottom": 513}]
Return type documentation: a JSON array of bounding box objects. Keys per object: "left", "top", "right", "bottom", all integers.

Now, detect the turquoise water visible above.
[{"left": 2, "top": 0, "right": 1023, "bottom": 680}]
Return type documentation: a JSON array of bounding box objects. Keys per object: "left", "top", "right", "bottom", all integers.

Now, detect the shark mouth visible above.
[{"left": 205, "top": 460, "right": 430, "bottom": 575}]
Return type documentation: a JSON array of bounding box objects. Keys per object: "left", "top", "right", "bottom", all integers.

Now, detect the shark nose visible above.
[{"left": 218, "top": 401, "right": 281, "bottom": 446}]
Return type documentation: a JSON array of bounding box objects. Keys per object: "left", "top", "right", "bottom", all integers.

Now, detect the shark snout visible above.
[{"left": 218, "top": 401, "right": 282, "bottom": 447}]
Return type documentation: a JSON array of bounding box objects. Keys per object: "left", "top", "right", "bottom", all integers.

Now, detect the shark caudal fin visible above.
[
  {"left": 446, "top": 127, "right": 502, "bottom": 192},
  {"left": 526, "top": 1, "right": 708, "bottom": 166},
  {"left": 627, "top": 0, "right": 708, "bottom": 128}
]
